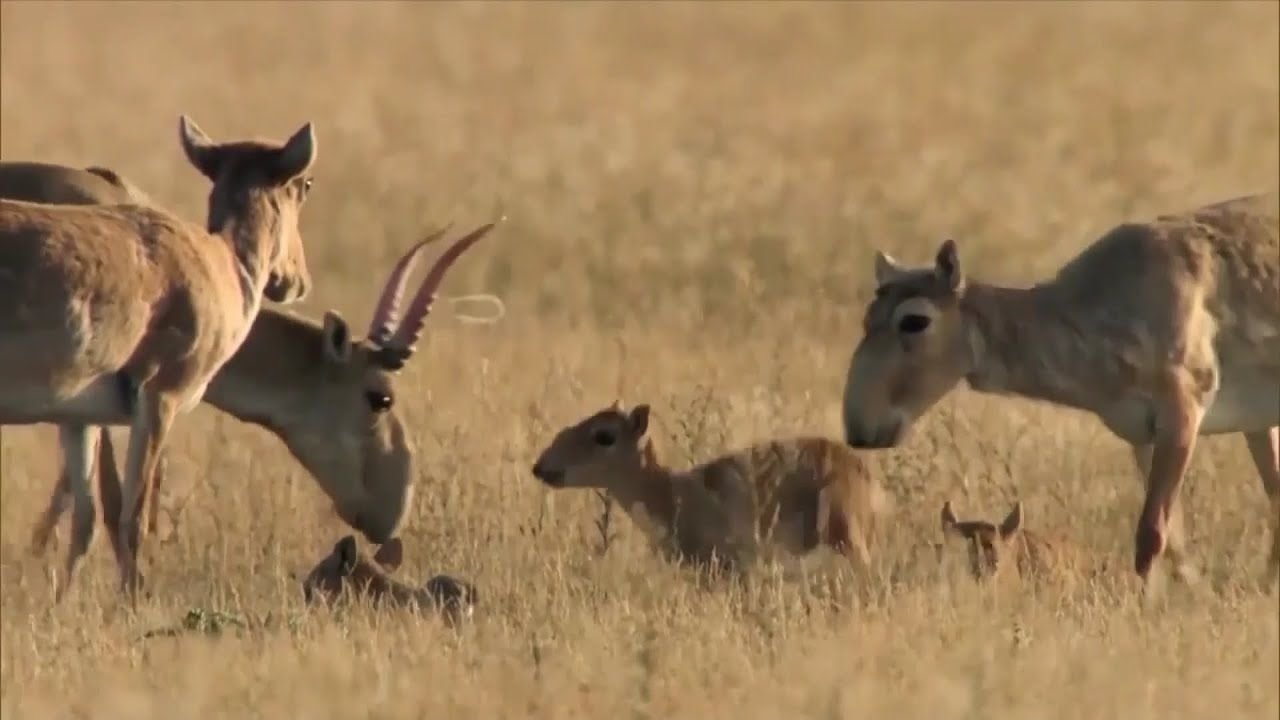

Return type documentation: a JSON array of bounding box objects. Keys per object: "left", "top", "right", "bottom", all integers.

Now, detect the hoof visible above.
[{"left": 1133, "top": 522, "right": 1165, "bottom": 577}]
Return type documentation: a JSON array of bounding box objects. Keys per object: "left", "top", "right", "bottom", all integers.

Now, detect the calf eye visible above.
[
  {"left": 365, "top": 391, "right": 393, "bottom": 412},
  {"left": 898, "top": 314, "right": 931, "bottom": 334},
  {"left": 592, "top": 430, "right": 616, "bottom": 447}
]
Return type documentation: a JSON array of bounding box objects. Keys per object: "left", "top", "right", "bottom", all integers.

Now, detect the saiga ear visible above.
[
  {"left": 273, "top": 121, "right": 317, "bottom": 181},
  {"left": 179, "top": 115, "right": 221, "bottom": 181},
  {"left": 873, "top": 250, "right": 905, "bottom": 287},
  {"left": 934, "top": 239, "right": 964, "bottom": 293},
  {"left": 373, "top": 537, "right": 404, "bottom": 572},
  {"left": 321, "top": 310, "right": 354, "bottom": 365},
  {"left": 940, "top": 500, "right": 960, "bottom": 535},
  {"left": 629, "top": 404, "right": 651, "bottom": 436},
  {"left": 999, "top": 502, "right": 1023, "bottom": 539}
]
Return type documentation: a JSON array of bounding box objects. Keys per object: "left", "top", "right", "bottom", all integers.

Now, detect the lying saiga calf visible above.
[
  {"left": 842, "top": 192, "right": 1280, "bottom": 590},
  {"left": 0, "top": 117, "right": 318, "bottom": 598},
  {"left": 938, "top": 500, "right": 1112, "bottom": 585},
  {"left": 0, "top": 159, "right": 501, "bottom": 595},
  {"left": 531, "top": 402, "right": 888, "bottom": 578},
  {"left": 302, "top": 535, "right": 478, "bottom": 625}
]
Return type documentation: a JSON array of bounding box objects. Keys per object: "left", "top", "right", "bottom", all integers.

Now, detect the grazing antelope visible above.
[
  {"left": 841, "top": 192, "right": 1280, "bottom": 590},
  {"left": 530, "top": 402, "right": 888, "bottom": 577},
  {"left": 1, "top": 161, "right": 502, "bottom": 576},
  {"left": 938, "top": 500, "right": 1104, "bottom": 584},
  {"left": 302, "top": 535, "right": 478, "bottom": 625},
  {"left": 1, "top": 116, "right": 319, "bottom": 598}
]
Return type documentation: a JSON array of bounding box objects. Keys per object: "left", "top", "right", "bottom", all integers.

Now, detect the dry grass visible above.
[{"left": 2, "top": 2, "right": 1278, "bottom": 718}]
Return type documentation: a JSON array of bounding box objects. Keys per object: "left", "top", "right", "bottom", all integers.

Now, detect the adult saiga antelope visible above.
[
  {"left": 841, "top": 192, "right": 1280, "bottom": 589},
  {"left": 0, "top": 161, "right": 501, "bottom": 580},
  {"left": 0, "top": 116, "right": 318, "bottom": 598}
]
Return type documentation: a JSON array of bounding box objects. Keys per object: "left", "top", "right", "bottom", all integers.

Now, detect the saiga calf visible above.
[
  {"left": 938, "top": 500, "right": 1111, "bottom": 585},
  {"left": 301, "top": 535, "right": 478, "bottom": 625},
  {"left": 531, "top": 402, "right": 888, "bottom": 578}
]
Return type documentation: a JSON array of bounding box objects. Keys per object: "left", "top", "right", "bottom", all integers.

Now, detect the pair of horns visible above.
[{"left": 366, "top": 214, "right": 505, "bottom": 370}]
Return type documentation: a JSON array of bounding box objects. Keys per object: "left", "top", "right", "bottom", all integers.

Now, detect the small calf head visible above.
[
  {"left": 843, "top": 240, "right": 973, "bottom": 450},
  {"left": 424, "top": 574, "right": 479, "bottom": 623},
  {"left": 939, "top": 500, "right": 1023, "bottom": 579},
  {"left": 301, "top": 535, "right": 405, "bottom": 605},
  {"left": 178, "top": 114, "right": 317, "bottom": 303},
  {"left": 531, "top": 402, "right": 652, "bottom": 490}
]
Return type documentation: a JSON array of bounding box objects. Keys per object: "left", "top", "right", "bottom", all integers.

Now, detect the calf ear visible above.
[
  {"left": 629, "top": 404, "right": 651, "bottom": 436},
  {"left": 940, "top": 501, "right": 960, "bottom": 535},
  {"left": 373, "top": 538, "right": 404, "bottom": 572},
  {"left": 336, "top": 536, "right": 359, "bottom": 576},
  {"left": 999, "top": 502, "right": 1023, "bottom": 539}
]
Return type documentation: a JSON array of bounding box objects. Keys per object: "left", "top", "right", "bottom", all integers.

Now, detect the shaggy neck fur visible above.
[{"left": 217, "top": 194, "right": 282, "bottom": 319}]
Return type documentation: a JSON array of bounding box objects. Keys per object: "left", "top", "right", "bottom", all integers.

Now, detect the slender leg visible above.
[
  {"left": 54, "top": 424, "right": 100, "bottom": 603},
  {"left": 1134, "top": 381, "right": 1204, "bottom": 582},
  {"left": 31, "top": 458, "right": 74, "bottom": 557},
  {"left": 96, "top": 429, "right": 132, "bottom": 575},
  {"left": 1244, "top": 427, "right": 1280, "bottom": 590},
  {"left": 118, "top": 391, "right": 178, "bottom": 597},
  {"left": 1130, "top": 443, "right": 1199, "bottom": 584},
  {"left": 144, "top": 450, "right": 170, "bottom": 535}
]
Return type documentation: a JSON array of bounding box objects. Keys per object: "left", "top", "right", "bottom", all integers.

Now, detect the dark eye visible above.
[
  {"left": 898, "top": 314, "right": 931, "bottom": 334},
  {"left": 365, "top": 390, "right": 393, "bottom": 412},
  {"left": 300, "top": 177, "right": 314, "bottom": 196},
  {"left": 592, "top": 429, "right": 615, "bottom": 447}
]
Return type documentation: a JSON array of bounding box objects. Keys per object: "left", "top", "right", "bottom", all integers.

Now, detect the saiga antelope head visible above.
[
  {"left": 274, "top": 220, "right": 501, "bottom": 544},
  {"left": 179, "top": 115, "right": 316, "bottom": 303},
  {"left": 843, "top": 240, "right": 972, "bottom": 448}
]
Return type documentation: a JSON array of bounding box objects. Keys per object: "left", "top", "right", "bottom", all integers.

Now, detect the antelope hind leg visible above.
[
  {"left": 54, "top": 424, "right": 100, "bottom": 603},
  {"left": 118, "top": 391, "right": 179, "bottom": 597},
  {"left": 1244, "top": 427, "right": 1280, "bottom": 591},
  {"left": 31, "top": 455, "right": 74, "bottom": 557}
]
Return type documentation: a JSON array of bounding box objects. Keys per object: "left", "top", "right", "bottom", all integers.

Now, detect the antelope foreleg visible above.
[
  {"left": 1129, "top": 443, "right": 1199, "bottom": 584},
  {"left": 1244, "top": 427, "right": 1280, "bottom": 590},
  {"left": 1134, "top": 384, "right": 1203, "bottom": 582}
]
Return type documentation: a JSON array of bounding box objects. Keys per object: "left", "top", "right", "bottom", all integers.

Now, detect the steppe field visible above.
[{"left": 1, "top": 2, "right": 1278, "bottom": 718}]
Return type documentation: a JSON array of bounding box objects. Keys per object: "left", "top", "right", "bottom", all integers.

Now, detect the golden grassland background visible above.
[{"left": 1, "top": 2, "right": 1278, "bottom": 718}]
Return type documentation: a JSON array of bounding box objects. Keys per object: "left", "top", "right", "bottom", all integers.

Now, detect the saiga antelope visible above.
[
  {"left": 0, "top": 161, "right": 501, "bottom": 580},
  {"left": 301, "top": 535, "right": 478, "bottom": 625},
  {"left": 841, "top": 192, "right": 1280, "bottom": 590},
  {"left": 531, "top": 402, "right": 888, "bottom": 578},
  {"left": 0, "top": 116, "right": 318, "bottom": 598}
]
